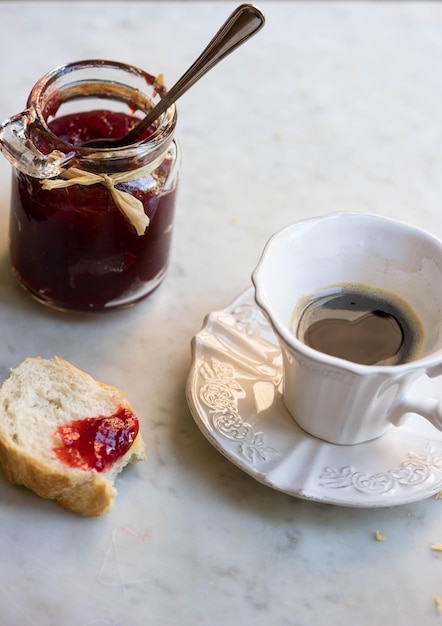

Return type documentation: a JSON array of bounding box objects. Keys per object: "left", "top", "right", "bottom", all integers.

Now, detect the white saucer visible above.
[{"left": 186, "top": 288, "right": 442, "bottom": 507}]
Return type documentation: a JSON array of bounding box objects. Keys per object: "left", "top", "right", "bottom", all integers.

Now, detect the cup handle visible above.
[
  {"left": 0, "top": 108, "right": 76, "bottom": 178},
  {"left": 390, "top": 395, "right": 442, "bottom": 431}
]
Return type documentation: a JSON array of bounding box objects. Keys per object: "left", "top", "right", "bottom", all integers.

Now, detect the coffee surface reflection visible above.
[{"left": 294, "top": 283, "right": 424, "bottom": 366}]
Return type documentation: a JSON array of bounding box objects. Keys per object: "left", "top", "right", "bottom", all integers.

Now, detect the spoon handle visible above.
[{"left": 120, "top": 4, "right": 265, "bottom": 146}]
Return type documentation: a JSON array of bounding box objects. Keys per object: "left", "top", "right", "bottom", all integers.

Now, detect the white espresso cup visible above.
[{"left": 252, "top": 212, "right": 442, "bottom": 445}]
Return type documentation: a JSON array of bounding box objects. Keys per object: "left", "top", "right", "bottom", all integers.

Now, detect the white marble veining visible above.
[{"left": 1, "top": 1, "right": 442, "bottom": 625}]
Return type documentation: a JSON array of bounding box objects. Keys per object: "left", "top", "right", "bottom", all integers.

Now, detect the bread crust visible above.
[{"left": 0, "top": 357, "right": 146, "bottom": 516}]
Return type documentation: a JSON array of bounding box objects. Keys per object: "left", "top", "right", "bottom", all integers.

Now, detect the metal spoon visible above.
[{"left": 82, "top": 3, "right": 265, "bottom": 149}]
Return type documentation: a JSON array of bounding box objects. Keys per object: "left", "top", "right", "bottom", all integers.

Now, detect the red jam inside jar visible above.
[
  {"left": 9, "top": 109, "right": 178, "bottom": 312},
  {"left": 54, "top": 407, "right": 139, "bottom": 472}
]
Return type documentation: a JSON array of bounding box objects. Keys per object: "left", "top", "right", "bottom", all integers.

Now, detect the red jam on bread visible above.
[{"left": 54, "top": 407, "right": 139, "bottom": 472}]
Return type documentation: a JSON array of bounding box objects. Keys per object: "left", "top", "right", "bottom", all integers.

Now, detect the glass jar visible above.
[{"left": 0, "top": 59, "right": 180, "bottom": 312}]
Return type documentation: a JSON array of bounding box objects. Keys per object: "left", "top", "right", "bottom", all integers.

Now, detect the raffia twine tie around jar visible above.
[{"left": 41, "top": 152, "right": 166, "bottom": 236}]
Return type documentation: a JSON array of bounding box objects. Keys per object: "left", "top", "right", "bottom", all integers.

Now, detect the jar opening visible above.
[{"left": 28, "top": 59, "right": 176, "bottom": 167}]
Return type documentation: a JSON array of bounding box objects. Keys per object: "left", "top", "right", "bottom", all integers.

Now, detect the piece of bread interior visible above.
[{"left": 0, "top": 356, "right": 146, "bottom": 516}]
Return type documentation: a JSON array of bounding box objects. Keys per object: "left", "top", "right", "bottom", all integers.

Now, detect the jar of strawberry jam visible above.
[{"left": 0, "top": 59, "right": 180, "bottom": 312}]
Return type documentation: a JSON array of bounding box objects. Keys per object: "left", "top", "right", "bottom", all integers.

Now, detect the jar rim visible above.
[{"left": 28, "top": 58, "right": 177, "bottom": 165}]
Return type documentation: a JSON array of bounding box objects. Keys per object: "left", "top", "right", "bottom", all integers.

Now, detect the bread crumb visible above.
[
  {"left": 434, "top": 491, "right": 442, "bottom": 499},
  {"left": 435, "top": 597, "right": 442, "bottom": 615},
  {"left": 432, "top": 543, "right": 442, "bottom": 552},
  {"left": 374, "top": 530, "right": 386, "bottom": 542}
]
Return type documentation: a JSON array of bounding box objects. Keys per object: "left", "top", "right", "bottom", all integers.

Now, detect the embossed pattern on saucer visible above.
[{"left": 186, "top": 288, "right": 442, "bottom": 507}]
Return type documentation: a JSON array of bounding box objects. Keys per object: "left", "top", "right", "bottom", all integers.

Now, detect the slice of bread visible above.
[{"left": 0, "top": 356, "right": 146, "bottom": 516}]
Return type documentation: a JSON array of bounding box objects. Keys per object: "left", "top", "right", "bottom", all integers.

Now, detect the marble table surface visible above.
[{"left": 1, "top": 1, "right": 442, "bottom": 624}]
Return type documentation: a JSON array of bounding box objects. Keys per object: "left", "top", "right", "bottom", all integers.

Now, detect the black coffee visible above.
[{"left": 294, "top": 283, "right": 423, "bottom": 366}]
